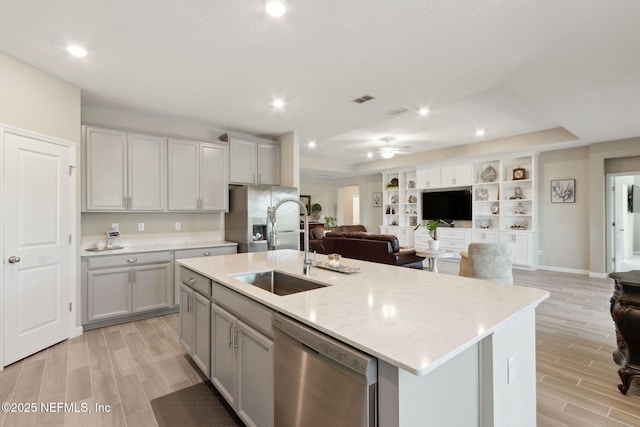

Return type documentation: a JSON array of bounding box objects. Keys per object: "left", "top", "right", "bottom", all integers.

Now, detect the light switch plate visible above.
[{"left": 138, "top": 223, "right": 144, "bottom": 232}]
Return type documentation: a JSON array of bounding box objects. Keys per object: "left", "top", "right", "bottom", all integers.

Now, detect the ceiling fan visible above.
[{"left": 375, "top": 138, "right": 411, "bottom": 159}]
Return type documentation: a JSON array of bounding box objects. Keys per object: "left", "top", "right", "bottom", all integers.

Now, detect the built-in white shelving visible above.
[{"left": 380, "top": 154, "right": 538, "bottom": 267}]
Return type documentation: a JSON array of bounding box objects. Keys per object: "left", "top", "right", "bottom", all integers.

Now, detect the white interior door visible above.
[{"left": 3, "top": 131, "right": 72, "bottom": 366}]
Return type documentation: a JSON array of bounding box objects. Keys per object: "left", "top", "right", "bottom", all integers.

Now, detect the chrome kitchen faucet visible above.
[{"left": 268, "top": 198, "right": 312, "bottom": 275}]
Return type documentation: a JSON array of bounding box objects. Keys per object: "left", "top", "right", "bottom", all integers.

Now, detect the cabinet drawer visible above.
[
  {"left": 180, "top": 267, "right": 212, "bottom": 298},
  {"left": 439, "top": 239, "right": 467, "bottom": 251},
  {"left": 470, "top": 231, "right": 499, "bottom": 243},
  {"left": 212, "top": 281, "right": 273, "bottom": 338},
  {"left": 175, "top": 246, "right": 236, "bottom": 259},
  {"left": 437, "top": 229, "right": 468, "bottom": 240},
  {"left": 87, "top": 251, "right": 171, "bottom": 269}
]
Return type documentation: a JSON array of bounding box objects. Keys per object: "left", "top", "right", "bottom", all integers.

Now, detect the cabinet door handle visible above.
[
  {"left": 127, "top": 258, "right": 138, "bottom": 263},
  {"left": 189, "top": 293, "right": 193, "bottom": 313},
  {"left": 203, "top": 251, "right": 212, "bottom": 256},
  {"left": 131, "top": 270, "right": 135, "bottom": 282},
  {"left": 233, "top": 326, "right": 239, "bottom": 352}
]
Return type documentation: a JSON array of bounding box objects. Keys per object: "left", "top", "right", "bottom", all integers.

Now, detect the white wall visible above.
[
  {"left": 538, "top": 147, "right": 590, "bottom": 271},
  {"left": 300, "top": 174, "right": 382, "bottom": 232},
  {"left": 337, "top": 185, "right": 359, "bottom": 225},
  {"left": 276, "top": 131, "right": 299, "bottom": 188},
  {"left": 299, "top": 176, "right": 338, "bottom": 223},
  {"left": 0, "top": 52, "right": 81, "bottom": 142}
]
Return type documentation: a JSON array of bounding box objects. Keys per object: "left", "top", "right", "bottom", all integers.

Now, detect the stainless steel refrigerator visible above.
[{"left": 225, "top": 185, "right": 300, "bottom": 253}]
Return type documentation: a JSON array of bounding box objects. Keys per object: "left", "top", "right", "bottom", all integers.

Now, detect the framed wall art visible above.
[
  {"left": 551, "top": 179, "right": 575, "bottom": 203},
  {"left": 372, "top": 192, "right": 382, "bottom": 207}
]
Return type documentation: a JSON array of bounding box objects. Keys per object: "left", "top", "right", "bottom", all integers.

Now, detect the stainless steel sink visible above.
[{"left": 231, "top": 270, "right": 326, "bottom": 296}]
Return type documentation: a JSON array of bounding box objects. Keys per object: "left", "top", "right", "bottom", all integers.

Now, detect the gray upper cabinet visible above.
[
  {"left": 221, "top": 133, "right": 280, "bottom": 185},
  {"left": 257, "top": 141, "right": 281, "bottom": 185},
  {"left": 168, "top": 138, "right": 229, "bottom": 211},
  {"left": 84, "top": 126, "right": 166, "bottom": 211}
]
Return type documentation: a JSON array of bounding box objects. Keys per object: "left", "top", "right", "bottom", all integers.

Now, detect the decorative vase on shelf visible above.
[{"left": 428, "top": 240, "right": 440, "bottom": 251}]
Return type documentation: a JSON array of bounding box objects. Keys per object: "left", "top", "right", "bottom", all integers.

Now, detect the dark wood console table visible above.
[{"left": 609, "top": 270, "right": 640, "bottom": 395}]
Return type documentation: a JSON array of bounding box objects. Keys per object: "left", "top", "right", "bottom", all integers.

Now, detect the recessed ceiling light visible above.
[
  {"left": 265, "top": 0, "right": 286, "bottom": 16},
  {"left": 418, "top": 108, "right": 430, "bottom": 116},
  {"left": 308, "top": 141, "right": 316, "bottom": 148},
  {"left": 272, "top": 99, "right": 285, "bottom": 108},
  {"left": 66, "top": 45, "right": 87, "bottom": 57},
  {"left": 367, "top": 152, "right": 373, "bottom": 159},
  {"left": 475, "top": 129, "right": 486, "bottom": 137}
]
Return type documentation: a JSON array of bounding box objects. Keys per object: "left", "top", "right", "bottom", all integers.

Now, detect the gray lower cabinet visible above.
[
  {"left": 211, "top": 303, "right": 274, "bottom": 427},
  {"left": 180, "top": 283, "right": 211, "bottom": 376},
  {"left": 84, "top": 252, "right": 172, "bottom": 326},
  {"left": 178, "top": 266, "right": 274, "bottom": 427}
]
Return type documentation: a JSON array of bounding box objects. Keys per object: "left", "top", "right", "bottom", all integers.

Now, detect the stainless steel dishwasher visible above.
[{"left": 273, "top": 313, "right": 378, "bottom": 427}]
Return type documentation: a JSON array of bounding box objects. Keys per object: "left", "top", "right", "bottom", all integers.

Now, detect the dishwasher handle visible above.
[{"left": 273, "top": 313, "right": 377, "bottom": 382}]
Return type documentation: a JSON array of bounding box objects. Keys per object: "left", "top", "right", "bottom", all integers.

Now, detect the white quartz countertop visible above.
[
  {"left": 80, "top": 240, "right": 237, "bottom": 257},
  {"left": 177, "top": 249, "right": 549, "bottom": 376}
]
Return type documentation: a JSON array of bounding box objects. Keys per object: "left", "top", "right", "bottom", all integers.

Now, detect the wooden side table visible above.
[{"left": 609, "top": 270, "right": 640, "bottom": 395}]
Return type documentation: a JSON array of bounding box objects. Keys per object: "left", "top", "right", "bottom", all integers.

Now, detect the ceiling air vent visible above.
[
  {"left": 386, "top": 107, "right": 410, "bottom": 116},
  {"left": 352, "top": 94, "right": 375, "bottom": 104}
]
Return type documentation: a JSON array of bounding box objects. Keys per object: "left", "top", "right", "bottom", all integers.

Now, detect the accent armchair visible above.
[{"left": 459, "top": 243, "right": 514, "bottom": 284}]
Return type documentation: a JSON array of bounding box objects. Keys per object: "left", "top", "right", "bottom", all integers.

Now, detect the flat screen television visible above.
[{"left": 422, "top": 189, "right": 472, "bottom": 221}]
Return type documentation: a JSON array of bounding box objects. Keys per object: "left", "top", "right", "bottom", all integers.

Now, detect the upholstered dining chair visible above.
[{"left": 459, "top": 243, "right": 515, "bottom": 284}]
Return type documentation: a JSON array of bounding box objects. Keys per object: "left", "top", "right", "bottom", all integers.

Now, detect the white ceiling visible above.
[{"left": 1, "top": 0, "right": 639, "bottom": 176}]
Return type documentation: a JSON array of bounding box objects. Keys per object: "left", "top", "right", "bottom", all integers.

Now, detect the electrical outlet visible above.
[
  {"left": 175, "top": 222, "right": 181, "bottom": 231},
  {"left": 138, "top": 223, "right": 144, "bottom": 232},
  {"left": 111, "top": 223, "right": 119, "bottom": 232},
  {"left": 507, "top": 354, "right": 515, "bottom": 384}
]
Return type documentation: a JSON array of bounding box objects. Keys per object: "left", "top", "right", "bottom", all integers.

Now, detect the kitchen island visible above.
[{"left": 178, "top": 249, "right": 548, "bottom": 427}]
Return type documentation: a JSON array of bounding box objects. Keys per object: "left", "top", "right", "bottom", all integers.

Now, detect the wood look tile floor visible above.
[{"left": 1, "top": 266, "right": 639, "bottom": 426}]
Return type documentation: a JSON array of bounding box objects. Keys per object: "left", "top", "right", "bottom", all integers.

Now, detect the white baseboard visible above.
[
  {"left": 70, "top": 325, "right": 84, "bottom": 338},
  {"left": 538, "top": 265, "right": 590, "bottom": 275},
  {"left": 588, "top": 272, "right": 609, "bottom": 279}
]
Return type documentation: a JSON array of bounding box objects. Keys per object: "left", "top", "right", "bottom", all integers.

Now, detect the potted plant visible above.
[
  {"left": 311, "top": 203, "right": 322, "bottom": 220},
  {"left": 415, "top": 219, "right": 440, "bottom": 250},
  {"left": 324, "top": 216, "right": 337, "bottom": 229}
]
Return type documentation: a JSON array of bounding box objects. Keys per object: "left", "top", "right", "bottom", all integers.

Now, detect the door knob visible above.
[{"left": 8, "top": 256, "right": 21, "bottom": 264}]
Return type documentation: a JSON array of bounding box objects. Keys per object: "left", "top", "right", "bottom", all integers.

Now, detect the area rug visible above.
[{"left": 151, "top": 381, "right": 244, "bottom": 427}]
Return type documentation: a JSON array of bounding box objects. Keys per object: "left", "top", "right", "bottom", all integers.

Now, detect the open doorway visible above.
[
  {"left": 606, "top": 172, "right": 640, "bottom": 273},
  {"left": 337, "top": 185, "right": 360, "bottom": 226}
]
